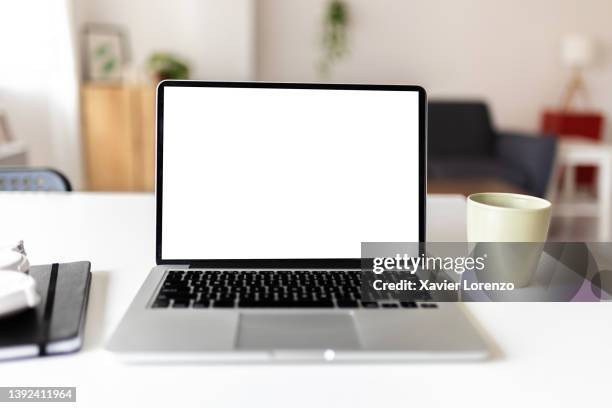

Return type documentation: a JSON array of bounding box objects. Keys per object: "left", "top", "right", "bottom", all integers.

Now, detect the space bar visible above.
[{"left": 238, "top": 300, "right": 335, "bottom": 308}]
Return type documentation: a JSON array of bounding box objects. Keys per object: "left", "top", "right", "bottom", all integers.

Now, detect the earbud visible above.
[
  {"left": 0, "top": 270, "right": 40, "bottom": 318},
  {"left": 0, "top": 241, "right": 37, "bottom": 317},
  {"left": 0, "top": 250, "right": 29, "bottom": 273}
]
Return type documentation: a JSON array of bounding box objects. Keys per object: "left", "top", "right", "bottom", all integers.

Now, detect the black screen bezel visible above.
[{"left": 156, "top": 80, "right": 427, "bottom": 268}]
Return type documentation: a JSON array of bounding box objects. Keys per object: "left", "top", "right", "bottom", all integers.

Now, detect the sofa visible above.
[{"left": 427, "top": 101, "right": 557, "bottom": 198}]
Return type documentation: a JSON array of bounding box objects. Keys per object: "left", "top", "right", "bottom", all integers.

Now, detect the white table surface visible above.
[{"left": 1, "top": 192, "right": 611, "bottom": 408}]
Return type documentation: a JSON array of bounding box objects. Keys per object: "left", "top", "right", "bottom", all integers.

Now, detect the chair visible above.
[
  {"left": 0, "top": 167, "right": 72, "bottom": 191},
  {"left": 428, "top": 101, "right": 557, "bottom": 198}
]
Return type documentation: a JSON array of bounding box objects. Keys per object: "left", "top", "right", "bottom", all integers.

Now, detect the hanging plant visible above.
[{"left": 318, "top": 0, "right": 350, "bottom": 77}]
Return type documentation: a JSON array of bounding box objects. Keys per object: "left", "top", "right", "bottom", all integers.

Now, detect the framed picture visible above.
[
  {"left": 0, "top": 113, "right": 13, "bottom": 144},
  {"left": 82, "top": 24, "right": 129, "bottom": 82}
]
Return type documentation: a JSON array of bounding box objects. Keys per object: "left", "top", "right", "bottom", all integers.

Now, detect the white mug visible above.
[
  {"left": 467, "top": 192, "right": 551, "bottom": 242},
  {"left": 467, "top": 192, "right": 552, "bottom": 287}
]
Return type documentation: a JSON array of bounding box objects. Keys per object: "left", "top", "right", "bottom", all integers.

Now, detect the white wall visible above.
[
  {"left": 256, "top": 0, "right": 612, "bottom": 138},
  {"left": 75, "top": 0, "right": 255, "bottom": 80},
  {"left": 0, "top": 0, "right": 83, "bottom": 188}
]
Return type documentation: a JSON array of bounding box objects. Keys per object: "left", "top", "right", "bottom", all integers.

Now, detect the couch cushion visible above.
[
  {"left": 428, "top": 101, "right": 496, "bottom": 157},
  {"left": 428, "top": 158, "right": 528, "bottom": 189}
]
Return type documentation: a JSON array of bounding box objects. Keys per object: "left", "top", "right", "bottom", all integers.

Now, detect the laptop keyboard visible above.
[{"left": 151, "top": 270, "right": 437, "bottom": 309}]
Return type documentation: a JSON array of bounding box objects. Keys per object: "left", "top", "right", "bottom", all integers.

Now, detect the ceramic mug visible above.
[{"left": 467, "top": 192, "right": 552, "bottom": 287}]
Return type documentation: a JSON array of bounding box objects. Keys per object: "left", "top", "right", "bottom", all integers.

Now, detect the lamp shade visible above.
[{"left": 561, "top": 34, "right": 595, "bottom": 68}]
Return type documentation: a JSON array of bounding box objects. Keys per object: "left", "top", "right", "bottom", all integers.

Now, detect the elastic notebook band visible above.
[{"left": 39, "top": 263, "right": 59, "bottom": 356}]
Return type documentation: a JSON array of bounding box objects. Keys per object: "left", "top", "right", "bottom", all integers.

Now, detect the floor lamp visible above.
[{"left": 560, "top": 34, "right": 595, "bottom": 111}]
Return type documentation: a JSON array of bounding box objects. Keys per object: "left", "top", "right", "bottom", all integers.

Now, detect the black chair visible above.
[
  {"left": 428, "top": 101, "right": 557, "bottom": 198},
  {"left": 0, "top": 167, "right": 72, "bottom": 191}
]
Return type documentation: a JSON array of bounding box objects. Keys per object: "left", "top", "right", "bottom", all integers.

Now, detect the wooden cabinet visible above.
[{"left": 81, "top": 84, "right": 156, "bottom": 191}]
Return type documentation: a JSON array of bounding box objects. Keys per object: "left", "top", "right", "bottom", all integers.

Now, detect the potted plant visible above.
[{"left": 147, "top": 53, "right": 190, "bottom": 81}]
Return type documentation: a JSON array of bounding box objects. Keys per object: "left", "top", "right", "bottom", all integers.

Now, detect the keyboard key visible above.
[
  {"left": 420, "top": 303, "right": 438, "bottom": 309},
  {"left": 193, "top": 300, "right": 210, "bottom": 308},
  {"left": 336, "top": 300, "right": 358, "bottom": 308},
  {"left": 152, "top": 299, "right": 169, "bottom": 308},
  {"left": 360, "top": 301, "right": 379, "bottom": 308},
  {"left": 213, "top": 300, "right": 235, "bottom": 308},
  {"left": 400, "top": 301, "right": 418, "bottom": 308},
  {"left": 172, "top": 299, "right": 189, "bottom": 308},
  {"left": 238, "top": 300, "right": 334, "bottom": 308},
  {"left": 381, "top": 303, "right": 399, "bottom": 308}
]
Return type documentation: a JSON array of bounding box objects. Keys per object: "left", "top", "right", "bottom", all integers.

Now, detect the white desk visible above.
[{"left": 1, "top": 193, "right": 611, "bottom": 408}]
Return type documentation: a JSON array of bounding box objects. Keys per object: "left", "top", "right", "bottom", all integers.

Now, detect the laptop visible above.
[{"left": 107, "top": 81, "right": 488, "bottom": 362}]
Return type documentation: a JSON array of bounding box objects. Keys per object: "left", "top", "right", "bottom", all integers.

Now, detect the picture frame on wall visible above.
[{"left": 82, "top": 24, "right": 130, "bottom": 82}]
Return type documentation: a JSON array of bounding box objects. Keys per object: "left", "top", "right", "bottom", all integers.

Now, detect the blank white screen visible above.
[{"left": 161, "top": 86, "right": 420, "bottom": 259}]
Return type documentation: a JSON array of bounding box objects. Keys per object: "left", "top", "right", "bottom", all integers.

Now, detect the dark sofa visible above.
[{"left": 427, "top": 101, "right": 557, "bottom": 197}]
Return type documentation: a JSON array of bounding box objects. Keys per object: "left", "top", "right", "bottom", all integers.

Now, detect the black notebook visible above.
[{"left": 0, "top": 261, "right": 91, "bottom": 361}]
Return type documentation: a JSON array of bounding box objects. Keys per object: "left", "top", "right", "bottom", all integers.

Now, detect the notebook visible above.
[{"left": 0, "top": 261, "right": 91, "bottom": 361}]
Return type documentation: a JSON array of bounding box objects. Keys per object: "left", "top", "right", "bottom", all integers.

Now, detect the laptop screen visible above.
[{"left": 160, "top": 84, "right": 421, "bottom": 261}]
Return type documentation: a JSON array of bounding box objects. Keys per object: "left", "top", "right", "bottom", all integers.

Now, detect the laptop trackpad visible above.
[{"left": 237, "top": 313, "right": 361, "bottom": 350}]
